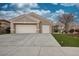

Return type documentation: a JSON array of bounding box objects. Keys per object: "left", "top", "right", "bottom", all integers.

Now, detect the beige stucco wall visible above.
[
  {"left": 10, "top": 22, "right": 15, "bottom": 33},
  {"left": 10, "top": 22, "right": 52, "bottom": 33}
]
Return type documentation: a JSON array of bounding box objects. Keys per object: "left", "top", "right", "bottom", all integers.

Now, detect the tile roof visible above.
[{"left": 10, "top": 12, "right": 52, "bottom": 24}]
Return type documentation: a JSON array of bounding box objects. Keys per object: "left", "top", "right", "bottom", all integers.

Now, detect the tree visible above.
[
  {"left": 59, "top": 13, "right": 74, "bottom": 33},
  {"left": 54, "top": 25, "right": 59, "bottom": 32},
  {"left": 75, "top": 29, "right": 79, "bottom": 34}
]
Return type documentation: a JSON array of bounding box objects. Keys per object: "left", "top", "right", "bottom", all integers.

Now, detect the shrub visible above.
[
  {"left": 75, "top": 29, "right": 79, "bottom": 34},
  {"left": 54, "top": 29, "right": 59, "bottom": 32},
  {"left": 69, "top": 29, "right": 74, "bottom": 33},
  {"left": 75, "top": 29, "right": 79, "bottom": 32},
  {"left": 5, "top": 27, "right": 10, "bottom": 33}
]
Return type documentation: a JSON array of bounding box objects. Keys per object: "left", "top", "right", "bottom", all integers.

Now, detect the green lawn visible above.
[{"left": 52, "top": 34, "right": 79, "bottom": 47}]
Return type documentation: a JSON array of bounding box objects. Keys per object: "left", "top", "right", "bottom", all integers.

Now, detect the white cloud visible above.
[
  {"left": 0, "top": 9, "right": 53, "bottom": 21},
  {"left": 0, "top": 9, "right": 65, "bottom": 22},
  {"left": 0, "top": 3, "right": 69, "bottom": 22},
  {"left": 23, "top": 9, "right": 51, "bottom": 19},
  {"left": 41, "top": 10, "right": 51, "bottom": 14},
  {"left": 60, "top": 3, "right": 76, "bottom": 6},
  {"left": 27, "top": 3, "right": 39, "bottom": 8},
  {"left": 2, "top": 4, "right": 8, "bottom": 9},
  {"left": 0, "top": 9, "right": 71, "bottom": 24},
  {"left": 11, "top": 3, "right": 39, "bottom": 9},
  {"left": 52, "top": 3, "right": 58, "bottom": 5},
  {"left": 15, "top": 4, "right": 25, "bottom": 8},
  {"left": 52, "top": 3, "right": 77, "bottom": 7},
  {"left": 1, "top": 3, "right": 39, "bottom": 12},
  {"left": 0, "top": 3, "right": 78, "bottom": 23},
  {"left": 75, "top": 4, "right": 79, "bottom": 8},
  {"left": 0, "top": 10, "right": 36, "bottom": 19},
  {"left": 56, "top": 9, "right": 65, "bottom": 15},
  {"left": 0, "top": 3, "right": 39, "bottom": 20},
  {"left": 30, "top": 9, "right": 65, "bottom": 22},
  {"left": 51, "top": 9, "right": 65, "bottom": 18},
  {"left": 28, "top": 10, "right": 42, "bottom": 15},
  {"left": 0, "top": 11, "right": 24, "bottom": 20},
  {"left": 0, "top": 3, "right": 66, "bottom": 21},
  {"left": 47, "top": 9, "right": 65, "bottom": 22}
]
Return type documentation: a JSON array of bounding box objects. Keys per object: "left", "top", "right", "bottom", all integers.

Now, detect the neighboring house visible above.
[
  {"left": 0, "top": 19, "right": 10, "bottom": 33},
  {"left": 54, "top": 22, "right": 79, "bottom": 33},
  {"left": 10, "top": 12, "right": 53, "bottom": 33},
  {"left": 69, "top": 22, "right": 79, "bottom": 30},
  {"left": 53, "top": 22, "right": 65, "bottom": 33}
]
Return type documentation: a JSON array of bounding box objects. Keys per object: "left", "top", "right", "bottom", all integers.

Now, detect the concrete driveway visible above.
[
  {"left": 0, "top": 33, "right": 61, "bottom": 56},
  {"left": 0, "top": 34, "right": 79, "bottom": 56},
  {"left": 0, "top": 33, "right": 60, "bottom": 47}
]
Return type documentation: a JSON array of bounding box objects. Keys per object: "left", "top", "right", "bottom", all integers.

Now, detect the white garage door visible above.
[
  {"left": 15, "top": 25, "right": 37, "bottom": 33},
  {"left": 42, "top": 25, "right": 50, "bottom": 33}
]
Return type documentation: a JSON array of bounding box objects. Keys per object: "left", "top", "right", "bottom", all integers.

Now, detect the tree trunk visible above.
[{"left": 64, "top": 24, "right": 69, "bottom": 34}]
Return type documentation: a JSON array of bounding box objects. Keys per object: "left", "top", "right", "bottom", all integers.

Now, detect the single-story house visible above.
[
  {"left": 10, "top": 12, "right": 53, "bottom": 33},
  {"left": 0, "top": 19, "right": 10, "bottom": 33},
  {"left": 68, "top": 22, "right": 79, "bottom": 30}
]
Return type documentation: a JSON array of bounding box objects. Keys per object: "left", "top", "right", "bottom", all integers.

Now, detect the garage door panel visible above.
[
  {"left": 42, "top": 25, "right": 50, "bottom": 33},
  {"left": 15, "top": 25, "right": 37, "bottom": 33}
]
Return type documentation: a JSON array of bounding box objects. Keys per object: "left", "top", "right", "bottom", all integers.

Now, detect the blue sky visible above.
[{"left": 0, "top": 3, "right": 79, "bottom": 23}]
